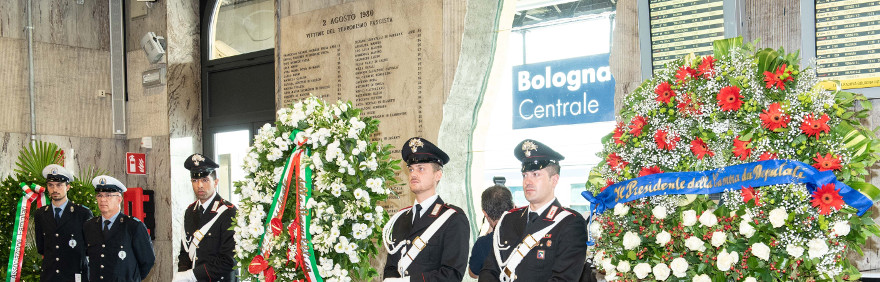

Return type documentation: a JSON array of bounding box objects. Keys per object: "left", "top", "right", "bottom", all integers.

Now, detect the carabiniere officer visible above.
[
  {"left": 83, "top": 175, "right": 155, "bottom": 281},
  {"left": 35, "top": 164, "right": 93, "bottom": 282}
]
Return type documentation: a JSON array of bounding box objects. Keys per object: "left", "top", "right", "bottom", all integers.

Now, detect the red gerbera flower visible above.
[
  {"left": 690, "top": 137, "right": 714, "bottom": 159},
  {"left": 655, "top": 81, "right": 676, "bottom": 103},
  {"left": 758, "top": 151, "right": 778, "bottom": 161},
  {"left": 741, "top": 186, "right": 760, "bottom": 206},
  {"left": 811, "top": 183, "right": 844, "bottom": 215},
  {"left": 812, "top": 153, "right": 842, "bottom": 171},
  {"left": 612, "top": 123, "right": 625, "bottom": 145},
  {"left": 654, "top": 129, "right": 680, "bottom": 150},
  {"left": 601, "top": 179, "right": 615, "bottom": 192},
  {"left": 759, "top": 103, "right": 790, "bottom": 130},
  {"left": 716, "top": 86, "right": 744, "bottom": 111},
  {"left": 733, "top": 137, "right": 752, "bottom": 160},
  {"left": 763, "top": 64, "right": 795, "bottom": 90},
  {"left": 639, "top": 166, "right": 664, "bottom": 177},
  {"left": 676, "top": 66, "right": 698, "bottom": 83},
  {"left": 801, "top": 113, "right": 831, "bottom": 140},
  {"left": 607, "top": 153, "right": 629, "bottom": 171},
  {"left": 629, "top": 116, "right": 647, "bottom": 136},
  {"left": 698, "top": 56, "right": 716, "bottom": 78}
]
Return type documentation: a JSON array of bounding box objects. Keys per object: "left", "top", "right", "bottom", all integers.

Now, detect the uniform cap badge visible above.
[
  {"left": 521, "top": 141, "right": 538, "bottom": 157},
  {"left": 408, "top": 138, "right": 424, "bottom": 153},
  {"left": 192, "top": 154, "right": 205, "bottom": 166}
]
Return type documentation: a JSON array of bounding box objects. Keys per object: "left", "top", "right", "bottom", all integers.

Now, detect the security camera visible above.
[{"left": 141, "top": 32, "right": 166, "bottom": 64}]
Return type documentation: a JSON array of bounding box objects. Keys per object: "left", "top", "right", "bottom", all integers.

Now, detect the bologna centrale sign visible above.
[{"left": 512, "top": 53, "right": 615, "bottom": 129}]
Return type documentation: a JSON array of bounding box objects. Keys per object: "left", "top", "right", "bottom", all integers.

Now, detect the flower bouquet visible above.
[{"left": 583, "top": 38, "right": 880, "bottom": 281}]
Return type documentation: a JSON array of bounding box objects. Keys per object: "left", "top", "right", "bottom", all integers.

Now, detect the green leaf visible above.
[
  {"left": 848, "top": 181, "right": 880, "bottom": 201},
  {"left": 713, "top": 37, "right": 743, "bottom": 58},
  {"left": 756, "top": 48, "right": 781, "bottom": 74},
  {"left": 13, "top": 141, "right": 63, "bottom": 178}
]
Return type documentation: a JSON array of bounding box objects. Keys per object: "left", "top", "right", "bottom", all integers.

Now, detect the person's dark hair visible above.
[
  {"left": 481, "top": 185, "right": 514, "bottom": 221},
  {"left": 546, "top": 163, "right": 561, "bottom": 176},
  {"left": 210, "top": 170, "right": 217, "bottom": 179}
]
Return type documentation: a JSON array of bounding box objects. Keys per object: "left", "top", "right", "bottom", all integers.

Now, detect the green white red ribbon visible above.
[
  {"left": 6, "top": 183, "right": 47, "bottom": 282},
  {"left": 248, "top": 130, "right": 322, "bottom": 282}
]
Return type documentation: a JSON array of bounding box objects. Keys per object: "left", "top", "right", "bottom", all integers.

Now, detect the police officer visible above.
[
  {"left": 34, "top": 164, "right": 93, "bottom": 282},
  {"left": 173, "top": 154, "right": 237, "bottom": 282},
  {"left": 479, "top": 139, "right": 588, "bottom": 281},
  {"left": 83, "top": 175, "right": 155, "bottom": 281},
  {"left": 382, "top": 137, "right": 470, "bottom": 282}
]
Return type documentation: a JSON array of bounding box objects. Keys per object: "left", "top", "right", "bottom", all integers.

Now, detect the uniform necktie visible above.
[
  {"left": 197, "top": 204, "right": 205, "bottom": 215},
  {"left": 103, "top": 220, "right": 111, "bottom": 237},
  {"left": 528, "top": 212, "right": 539, "bottom": 224},
  {"left": 413, "top": 204, "right": 422, "bottom": 223},
  {"left": 54, "top": 208, "right": 61, "bottom": 223}
]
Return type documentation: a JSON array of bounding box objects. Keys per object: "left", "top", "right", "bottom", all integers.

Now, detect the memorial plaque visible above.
[
  {"left": 649, "top": 0, "right": 725, "bottom": 72},
  {"left": 279, "top": 0, "right": 444, "bottom": 212},
  {"left": 815, "top": 0, "right": 880, "bottom": 90}
]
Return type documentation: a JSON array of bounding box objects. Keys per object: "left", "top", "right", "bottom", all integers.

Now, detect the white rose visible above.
[
  {"left": 807, "top": 238, "right": 828, "bottom": 259},
  {"left": 602, "top": 260, "right": 615, "bottom": 274},
  {"left": 633, "top": 263, "right": 651, "bottom": 279},
  {"left": 669, "top": 257, "right": 688, "bottom": 277},
  {"left": 751, "top": 242, "right": 770, "bottom": 261},
  {"left": 786, "top": 244, "right": 804, "bottom": 258},
  {"left": 693, "top": 274, "right": 711, "bottom": 282},
  {"left": 616, "top": 260, "right": 631, "bottom": 273},
  {"left": 744, "top": 277, "right": 757, "bottom": 282},
  {"left": 682, "top": 210, "right": 698, "bottom": 226},
  {"left": 711, "top": 231, "right": 726, "bottom": 247},
  {"left": 739, "top": 219, "right": 756, "bottom": 238},
  {"left": 655, "top": 230, "right": 672, "bottom": 245},
  {"left": 685, "top": 236, "right": 706, "bottom": 252},
  {"left": 653, "top": 206, "right": 668, "bottom": 219},
  {"left": 622, "top": 232, "right": 641, "bottom": 250},
  {"left": 699, "top": 210, "right": 718, "bottom": 227},
  {"left": 716, "top": 249, "right": 738, "bottom": 271},
  {"left": 614, "top": 203, "right": 630, "bottom": 216},
  {"left": 652, "top": 263, "right": 671, "bottom": 280},
  {"left": 605, "top": 271, "right": 618, "bottom": 281},
  {"left": 832, "top": 221, "right": 851, "bottom": 237},
  {"left": 589, "top": 221, "right": 602, "bottom": 239},
  {"left": 679, "top": 194, "right": 697, "bottom": 206},
  {"left": 769, "top": 207, "right": 788, "bottom": 228},
  {"left": 592, "top": 251, "right": 605, "bottom": 265}
]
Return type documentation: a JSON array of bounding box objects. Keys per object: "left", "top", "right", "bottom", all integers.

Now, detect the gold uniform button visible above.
[
  {"left": 55, "top": 258, "right": 59, "bottom": 261},
  {"left": 55, "top": 246, "right": 59, "bottom": 249},
  {"left": 55, "top": 234, "right": 59, "bottom": 237},
  {"left": 56, "top": 270, "right": 59, "bottom": 273},
  {"left": 100, "top": 265, "right": 104, "bottom": 268},
  {"left": 101, "top": 254, "right": 105, "bottom": 258},
  {"left": 100, "top": 276, "right": 103, "bottom": 279},
  {"left": 102, "top": 244, "right": 105, "bottom": 248}
]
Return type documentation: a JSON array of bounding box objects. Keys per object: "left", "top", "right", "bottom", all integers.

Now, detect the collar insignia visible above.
[
  {"left": 409, "top": 138, "right": 424, "bottom": 153},
  {"left": 522, "top": 141, "right": 538, "bottom": 157}
]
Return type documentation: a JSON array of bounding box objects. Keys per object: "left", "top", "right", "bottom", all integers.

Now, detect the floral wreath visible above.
[
  {"left": 233, "top": 96, "right": 399, "bottom": 281},
  {"left": 584, "top": 39, "right": 880, "bottom": 281}
]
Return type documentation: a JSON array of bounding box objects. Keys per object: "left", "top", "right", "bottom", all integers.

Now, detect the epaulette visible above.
[{"left": 222, "top": 199, "right": 235, "bottom": 207}]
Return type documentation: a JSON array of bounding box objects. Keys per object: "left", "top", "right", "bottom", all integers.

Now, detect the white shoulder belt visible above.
[
  {"left": 181, "top": 205, "right": 229, "bottom": 268},
  {"left": 382, "top": 206, "right": 457, "bottom": 276},
  {"left": 493, "top": 210, "right": 572, "bottom": 282}
]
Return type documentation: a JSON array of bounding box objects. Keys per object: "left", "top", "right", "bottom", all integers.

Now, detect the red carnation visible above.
[
  {"left": 607, "top": 153, "right": 629, "bottom": 171},
  {"left": 690, "top": 137, "right": 714, "bottom": 159},
  {"left": 759, "top": 103, "right": 790, "bottom": 130},
  {"left": 698, "top": 56, "right": 716, "bottom": 78},
  {"left": 629, "top": 116, "right": 647, "bottom": 136},
  {"left": 812, "top": 153, "right": 842, "bottom": 171},
  {"left": 811, "top": 183, "right": 844, "bottom": 215},
  {"left": 758, "top": 151, "right": 778, "bottom": 161},
  {"left": 763, "top": 64, "right": 795, "bottom": 90},
  {"left": 801, "top": 113, "right": 831, "bottom": 140},
  {"left": 716, "top": 86, "right": 744, "bottom": 111},
  {"left": 654, "top": 129, "right": 680, "bottom": 150},
  {"left": 741, "top": 186, "right": 760, "bottom": 206},
  {"left": 612, "top": 123, "right": 625, "bottom": 145},
  {"left": 676, "top": 66, "right": 698, "bottom": 83},
  {"left": 733, "top": 137, "right": 752, "bottom": 160},
  {"left": 655, "top": 82, "right": 676, "bottom": 103},
  {"left": 639, "top": 166, "right": 664, "bottom": 177}
]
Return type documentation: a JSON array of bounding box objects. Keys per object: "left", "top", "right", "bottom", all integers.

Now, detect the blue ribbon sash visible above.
[{"left": 582, "top": 160, "right": 874, "bottom": 216}]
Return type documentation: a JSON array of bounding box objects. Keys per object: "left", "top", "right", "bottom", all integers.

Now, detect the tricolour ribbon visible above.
[{"left": 5, "top": 183, "right": 47, "bottom": 282}]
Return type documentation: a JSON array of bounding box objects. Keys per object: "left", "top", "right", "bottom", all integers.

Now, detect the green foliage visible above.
[{"left": 0, "top": 141, "right": 100, "bottom": 280}]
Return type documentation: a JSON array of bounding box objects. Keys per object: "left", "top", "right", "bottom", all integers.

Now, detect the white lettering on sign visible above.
[
  {"left": 517, "top": 66, "right": 612, "bottom": 92},
  {"left": 519, "top": 92, "right": 600, "bottom": 120}
]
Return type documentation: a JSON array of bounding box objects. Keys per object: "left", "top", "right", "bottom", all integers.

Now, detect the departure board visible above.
[
  {"left": 815, "top": 0, "right": 880, "bottom": 90},
  {"left": 649, "top": 0, "right": 725, "bottom": 72}
]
